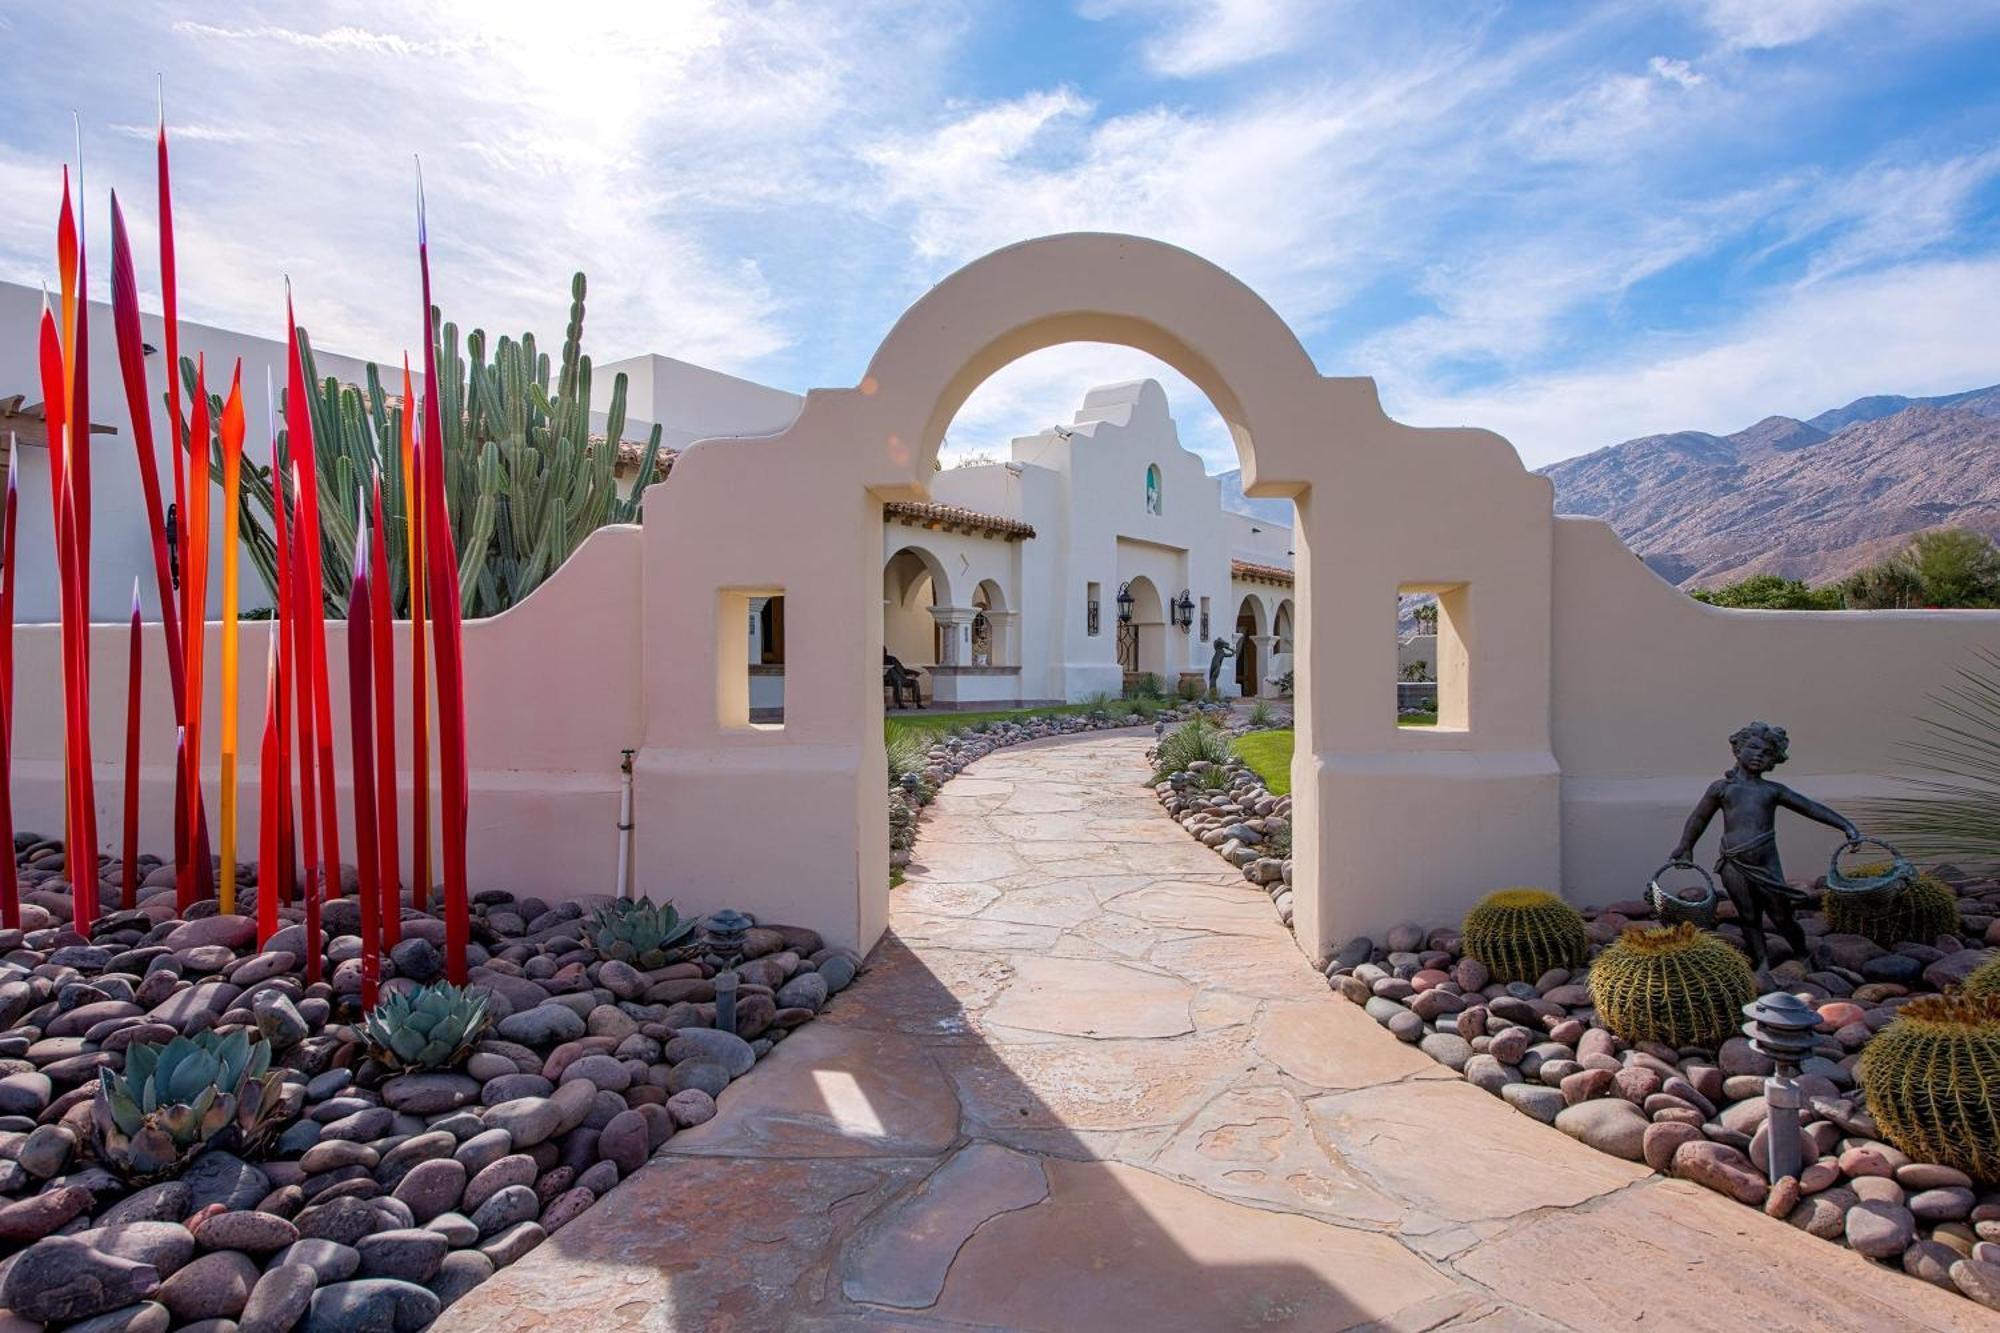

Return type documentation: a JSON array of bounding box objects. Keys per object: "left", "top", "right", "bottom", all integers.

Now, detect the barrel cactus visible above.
[
  {"left": 93, "top": 1030, "right": 290, "bottom": 1184},
  {"left": 364, "top": 982, "right": 490, "bottom": 1073},
  {"left": 591, "top": 897, "right": 699, "bottom": 969},
  {"left": 1461, "top": 889, "right": 1588, "bottom": 983},
  {"left": 1859, "top": 993, "right": 2000, "bottom": 1182},
  {"left": 1822, "top": 869, "right": 1961, "bottom": 946},
  {"left": 1588, "top": 923, "right": 1756, "bottom": 1049},
  {"left": 1965, "top": 956, "right": 2000, "bottom": 1000}
]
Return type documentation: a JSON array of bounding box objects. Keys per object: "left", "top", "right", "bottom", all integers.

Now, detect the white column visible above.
[
  {"left": 986, "top": 610, "right": 1020, "bottom": 667},
  {"left": 928, "top": 606, "right": 979, "bottom": 667}
]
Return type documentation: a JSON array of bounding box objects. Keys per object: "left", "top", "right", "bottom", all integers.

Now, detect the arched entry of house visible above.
[
  {"left": 638, "top": 232, "right": 1561, "bottom": 964},
  {"left": 1116, "top": 576, "right": 1166, "bottom": 684},
  {"left": 1234, "top": 594, "right": 1268, "bottom": 696},
  {"left": 884, "top": 545, "right": 951, "bottom": 697}
]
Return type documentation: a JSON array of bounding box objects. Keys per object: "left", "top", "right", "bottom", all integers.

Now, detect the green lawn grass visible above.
[
  {"left": 883, "top": 702, "right": 1100, "bottom": 746},
  {"left": 1233, "top": 717, "right": 1439, "bottom": 796},
  {"left": 1233, "top": 729, "right": 1293, "bottom": 795}
]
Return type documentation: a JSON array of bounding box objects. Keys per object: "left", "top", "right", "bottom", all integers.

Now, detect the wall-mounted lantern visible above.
[
  {"left": 1173, "top": 589, "right": 1195, "bottom": 632},
  {"left": 1116, "top": 582, "right": 1135, "bottom": 624}
]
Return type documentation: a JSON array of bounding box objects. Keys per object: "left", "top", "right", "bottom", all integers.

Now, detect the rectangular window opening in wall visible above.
[
  {"left": 1198, "top": 595, "right": 1211, "bottom": 643},
  {"left": 721, "top": 589, "right": 785, "bottom": 730},
  {"left": 1396, "top": 583, "right": 1468, "bottom": 730},
  {"left": 1086, "top": 581, "right": 1101, "bottom": 637}
]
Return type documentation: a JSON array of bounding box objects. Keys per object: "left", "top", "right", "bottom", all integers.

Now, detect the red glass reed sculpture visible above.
[
  {"left": 0, "top": 442, "right": 17, "bottom": 930},
  {"left": 347, "top": 500, "right": 382, "bottom": 1011},
  {"left": 368, "top": 471, "right": 400, "bottom": 946},
  {"left": 122, "top": 581, "right": 141, "bottom": 911},
  {"left": 287, "top": 466, "right": 321, "bottom": 985},
  {"left": 285, "top": 300, "right": 343, "bottom": 909},
  {"left": 418, "top": 178, "right": 471, "bottom": 984},
  {"left": 401, "top": 361, "right": 430, "bottom": 913},
  {"left": 267, "top": 392, "right": 296, "bottom": 906},
  {"left": 257, "top": 629, "right": 280, "bottom": 945}
]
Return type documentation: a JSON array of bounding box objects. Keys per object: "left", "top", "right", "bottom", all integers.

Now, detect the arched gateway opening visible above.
[{"left": 637, "top": 233, "right": 1563, "bottom": 961}]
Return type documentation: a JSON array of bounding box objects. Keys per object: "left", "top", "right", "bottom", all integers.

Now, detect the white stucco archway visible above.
[{"left": 639, "top": 232, "right": 1562, "bottom": 959}]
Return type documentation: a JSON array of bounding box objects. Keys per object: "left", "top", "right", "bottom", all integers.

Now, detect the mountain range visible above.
[{"left": 1216, "top": 383, "right": 2000, "bottom": 588}]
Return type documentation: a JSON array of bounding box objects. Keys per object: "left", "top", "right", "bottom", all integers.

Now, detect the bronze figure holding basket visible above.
[{"left": 1670, "top": 721, "right": 1861, "bottom": 971}]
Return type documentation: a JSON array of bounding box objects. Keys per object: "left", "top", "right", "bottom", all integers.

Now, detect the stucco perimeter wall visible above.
[
  {"left": 5, "top": 525, "right": 645, "bottom": 905},
  {"left": 1551, "top": 517, "right": 2000, "bottom": 898}
]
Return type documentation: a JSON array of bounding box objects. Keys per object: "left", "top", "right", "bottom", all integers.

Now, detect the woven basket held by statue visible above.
[
  {"left": 1824, "top": 836, "right": 1915, "bottom": 914},
  {"left": 1647, "top": 860, "right": 1720, "bottom": 929}
]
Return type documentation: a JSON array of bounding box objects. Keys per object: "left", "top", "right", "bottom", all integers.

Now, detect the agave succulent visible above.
[
  {"left": 93, "top": 1030, "right": 291, "bottom": 1184},
  {"left": 592, "top": 897, "right": 699, "bottom": 969},
  {"left": 364, "top": 982, "right": 491, "bottom": 1073}
]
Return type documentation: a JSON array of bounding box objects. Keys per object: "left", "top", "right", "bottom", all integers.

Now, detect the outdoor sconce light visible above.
[
  {"left": 1743, "top": 991, "right": 1819, "bottom": 1183},
  {"left": 1116, "top": 582, "right": 1135, "bottom": 623},
  {"left": 1173, "top": 589, "right": 1195, "bottom": 631}
]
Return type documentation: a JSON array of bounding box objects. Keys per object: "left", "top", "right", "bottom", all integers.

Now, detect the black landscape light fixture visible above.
[
  {"left": 1116, "top": 582, "right": 1135, "bottom": 623},
  {"left": 1743, "top": 991, "right": 1819, "bottom": 1183},
  {"left": 1173, "top": 589, "right": 1195, "bottom": 631}
]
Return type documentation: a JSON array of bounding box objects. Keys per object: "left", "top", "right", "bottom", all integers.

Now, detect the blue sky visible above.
[{"left": 2, "top": 0, "right": 1997, "bottom": 468}]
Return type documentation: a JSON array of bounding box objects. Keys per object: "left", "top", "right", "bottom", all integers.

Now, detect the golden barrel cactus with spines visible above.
[
  {"left": 1460, "top": 889, "right": 1588, "bottom": 983},
  {"left": 1822, "top": 868, "right": 1961, "bottom": 946},
  {"left": 1859, "top": 993, "right": 2000, "bottom": 1182},
  {"left": 1588, "top": 923, "right": 1756, "bottom": 1050},
  {"left": 1964, "top": 956, "right": 2000, "bottom": 1001}
]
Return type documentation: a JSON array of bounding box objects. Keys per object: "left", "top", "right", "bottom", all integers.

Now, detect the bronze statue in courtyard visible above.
[
  {"left": 1669, "top": 721, "right": 1859, "bottom": 971},
  {"left": 1208, "top": 636, "right": 1236, "bottom": 693}
]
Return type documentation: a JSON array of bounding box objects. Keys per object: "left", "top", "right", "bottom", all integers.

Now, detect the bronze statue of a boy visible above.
[{"left": 1669, "top": 721, "right": 1858, "bottom": 971}]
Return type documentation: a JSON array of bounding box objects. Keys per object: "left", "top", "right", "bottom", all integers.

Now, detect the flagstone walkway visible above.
[{"left": 441, "top": 731, "right": 1984, "bottom": 1332}]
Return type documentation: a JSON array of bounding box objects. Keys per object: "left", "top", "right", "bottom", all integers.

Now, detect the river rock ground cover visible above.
[
  {"left": 0, "top": 838, "right": 860, "bottom": 1332},
  {"left": 1150, "top": 732, "right": 2000, "bottom": 1313}
]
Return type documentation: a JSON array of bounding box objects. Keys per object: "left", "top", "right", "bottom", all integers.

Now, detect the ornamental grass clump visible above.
[
  {"left": 1460, "top": 889, "right": 1588, "bottom": 983},
  {"left": 364, "top": 981, "right": 490, "bottom": 1073},
  {"left": 591, "top": 897, "right": 698, "bottom": 969},
  {"left": 1858, "top": 992, "right": 2000, "bottom": 1182},
  {"left": 1821, "top": 867, "right": 1961, "bottom": 946},
  {"left": 1588, "top": 923, "right": 1756, "bottom": 1050},
  {"left": 93, "top": 1030, "right": 291, "bottom": 1185},
  {"left": 1153, "top": 717, "right": 1234, "bottom": 782}
]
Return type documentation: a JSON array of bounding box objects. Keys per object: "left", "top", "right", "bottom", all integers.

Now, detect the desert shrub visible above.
[{"left": 1153, "top": 717, "right": 1233, "bottom": 782}]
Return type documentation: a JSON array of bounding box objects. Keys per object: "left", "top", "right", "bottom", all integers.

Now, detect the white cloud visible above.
[
  {"left": 1690, "top": 0, "right": 1875, "bottom": 51},
  {"left": 1789, "top": 149, "right": 2000, "bottom": 283},
  {"left": 1388, "top": 255, "right": 2000, "bottom": 466},
  {"left": 1079, "top": 0, "right": 1312, "bottom": 77}
]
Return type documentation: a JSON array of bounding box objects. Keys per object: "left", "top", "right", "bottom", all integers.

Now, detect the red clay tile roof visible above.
[
  {"left": 1231, "top": 558, "right": 1294, "bottom": 586},
  {"left": 883, "top": 501, "right": 1036, "bottom": 540}
]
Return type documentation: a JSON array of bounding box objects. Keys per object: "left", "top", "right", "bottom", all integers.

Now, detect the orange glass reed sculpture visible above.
[{"left": 179, "top": 360, "right": 211, "bottom": 914}]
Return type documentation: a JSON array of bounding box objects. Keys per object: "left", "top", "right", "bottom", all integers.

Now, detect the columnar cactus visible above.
[
  {"left": 1588, "top": 923, "right": 1755, "bottom": 1050},
  {"left": 192, "top": 271, "right": 665, "bottom": 617},
  {"left": 1821, "top": 869, "right": 1961, "bottom": 946},
  {"left": 1460, "top": 889, "right": 1589, "bottom": 983},
  {"left": 1859, "top": 993, "right": 2000, "bottom": 1182}
]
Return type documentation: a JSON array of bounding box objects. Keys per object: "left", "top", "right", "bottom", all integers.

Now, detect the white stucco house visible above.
[{"left": 2, "top": 277, "right": 1292, "bottom": 717}]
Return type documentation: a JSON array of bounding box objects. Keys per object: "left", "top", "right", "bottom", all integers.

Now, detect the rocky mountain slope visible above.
[{"left": 1535, "top": 385, "right": 2000, "bottom": 587}]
